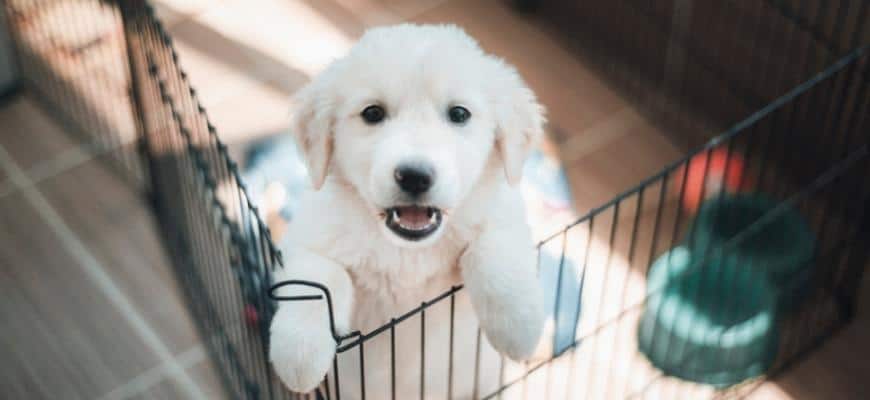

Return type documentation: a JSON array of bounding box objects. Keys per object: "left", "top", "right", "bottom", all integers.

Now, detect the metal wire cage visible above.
[{"left": 3, "top": 0, "right": 869, "bottom": 399}]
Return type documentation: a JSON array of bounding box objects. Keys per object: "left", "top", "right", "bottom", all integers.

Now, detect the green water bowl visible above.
[
  {"left": 638, "top": 246, "right": 779, "bottom": 388},
  {"left": 688, "top": 194, "right": 816, "bottom": 310}
]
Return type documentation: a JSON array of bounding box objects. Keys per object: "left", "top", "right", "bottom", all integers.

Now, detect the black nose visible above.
[{"left": 394, "top": 163, "right": 435, "bottom": 195}]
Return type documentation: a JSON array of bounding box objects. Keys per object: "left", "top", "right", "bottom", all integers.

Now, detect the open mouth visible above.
[{"left": 383, "top": 206, "right": 443, "bottom": 241}]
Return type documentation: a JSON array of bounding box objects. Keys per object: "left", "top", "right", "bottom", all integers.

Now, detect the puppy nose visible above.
[{"left": 394, "top": 163, "right": 435, "bottom": 195}]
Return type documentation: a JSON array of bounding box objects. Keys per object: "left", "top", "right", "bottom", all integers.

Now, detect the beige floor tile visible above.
[
  {"left": 558, "top": 107, "right": 649, "bottom": 166},
  {"left": 137, "top": 357, "right": 229, "bottom": 399},
  {"left": 748, "top": 317, "right": 870, "bottom": 400},
  {"left": 0, "top": 192, "right": 164, "bottom": 399},
  {"left": 379, "top": 0, "right": 452, "bottom": 19},
  {"left": 286, "top": 0, "right": 380, "bottom": 36},
  {"left": 168, "top": 21, "right": 305, "bottom": 110},
  {"left": 204, "top": 79, "right": 292, "bottom": 148},
  {"left": 151, "top": 0, "right": 215, "bottom": 28},
  {"left": 186, "top": 0, "right": 355, "bottom": 78},
  {"left": 36, "top": 158, "right": 203, "bottom": 354},
  {"left": 187, "top": 357, "right": 231, "bottom": 399},
  {"left": 319, "top": 0, "right": 406, "bottom": 27},
  {"left": 166, "top": 0, "right": 370, "bottom": 147},
  {"left": 566, "top": 124, "right": 682, "bottom": 214},
  {"left": 0, "top": 97, "right": 78, "bottom": 170}
]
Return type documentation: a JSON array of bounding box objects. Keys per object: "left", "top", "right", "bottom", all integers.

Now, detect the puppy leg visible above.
[
  {"left": 460, "top": 227, "right": 545, "bottom": 361},
  {"left": 269, "top": 248, "right": 354, "bottom": 393}
]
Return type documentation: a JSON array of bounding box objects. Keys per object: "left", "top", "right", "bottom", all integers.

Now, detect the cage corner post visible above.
[
  {"left": 0, "top": 2, "right": 21, "bottom": 101},
  {"left": 117, "top": 0, "right": 154, "bottom": 202}
]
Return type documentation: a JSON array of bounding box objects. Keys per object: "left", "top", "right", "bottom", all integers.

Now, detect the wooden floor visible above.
[{"left": 1, "top": 0, "right": 868, "bottom": 399}]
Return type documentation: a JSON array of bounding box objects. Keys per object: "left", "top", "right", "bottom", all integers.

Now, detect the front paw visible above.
[
  {"left": 269, "top": 320, "right": 336, "bottom": 393},
  {"left": 480, "top": 298, "right": 546, "bottom": 361}
]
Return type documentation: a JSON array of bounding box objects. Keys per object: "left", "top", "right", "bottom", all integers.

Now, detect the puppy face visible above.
[{"left": 292, "top": 24, "right": 544, "bottom": 247}]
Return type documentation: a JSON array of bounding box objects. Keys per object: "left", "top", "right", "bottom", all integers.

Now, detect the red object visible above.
[
  {"left": 244, "top": 304, "right": 259, "bottom": 326},
  {"left": 681, "top": 148, "right": 750, "bottom": 213}
]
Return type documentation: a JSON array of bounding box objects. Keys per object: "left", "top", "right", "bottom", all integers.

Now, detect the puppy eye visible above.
[
  {"left": 448, "top": 106, "right": 471, "bottom": 124},
  {"left": 361, "top": 105, "right": 386, "bottom": 124}
]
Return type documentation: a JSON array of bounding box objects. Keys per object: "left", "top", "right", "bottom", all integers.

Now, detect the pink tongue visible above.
[{"left": 397, "top": 207, "right": 430, "bottom": 229}]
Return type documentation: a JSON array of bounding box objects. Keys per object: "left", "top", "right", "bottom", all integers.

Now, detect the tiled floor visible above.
[
  {"left": 1, "top": 0, "right": 868, "bottom": 399},
  {"left": 0, "top": 96, "right": 226, "bottom": 399}
]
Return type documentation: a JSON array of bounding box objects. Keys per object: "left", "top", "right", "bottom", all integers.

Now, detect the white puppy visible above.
[{"left": 269, "top": 24, "right": 546, "bottom": 399}]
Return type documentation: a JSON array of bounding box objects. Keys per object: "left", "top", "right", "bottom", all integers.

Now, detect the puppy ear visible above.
[
  {"left": 494, "top": 68, "right": 545, "bottom": 186},
  {"left": 291, "top": 80, "right": 335, "bottom": 190}
]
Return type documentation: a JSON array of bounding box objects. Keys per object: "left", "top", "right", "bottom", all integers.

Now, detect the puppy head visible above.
[{"left": 291, "top": 24, "right": 544, "bottom": 247}]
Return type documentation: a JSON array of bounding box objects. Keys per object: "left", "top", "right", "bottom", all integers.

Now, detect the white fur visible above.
[{"left": 270, "top": 24, "right": 547, "bottom": 398}]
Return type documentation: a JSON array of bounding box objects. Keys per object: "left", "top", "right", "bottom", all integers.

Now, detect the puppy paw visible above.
[
  {"left": 480, "top": 299, "right": 546, "bottom": 361},
  {"left": 269, "top": 322, "right": 336, "bottom": 393}
]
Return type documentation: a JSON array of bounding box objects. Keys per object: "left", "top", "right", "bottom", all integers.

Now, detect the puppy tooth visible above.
[
  {"left": 429, "top": 212, "right": 437, "bottom": 224},
  {"left": 392, "top": 209, "right": 400, "bottom": 222}
]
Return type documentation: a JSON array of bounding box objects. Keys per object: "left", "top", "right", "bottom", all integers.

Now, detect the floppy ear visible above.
[
  {"left": 290, "top": 80, "right": 335, "bottom": 190},
  {"left": 494, "top": 70, "right": 545, "bottom": 186}
]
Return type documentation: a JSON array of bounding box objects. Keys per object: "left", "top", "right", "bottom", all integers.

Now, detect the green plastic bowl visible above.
[
  {"left": 688, "top": 194, "right": 815, "bottom": 310},
  {"left": 638, "top": 246, "right": 779, "bottom": 387}
]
